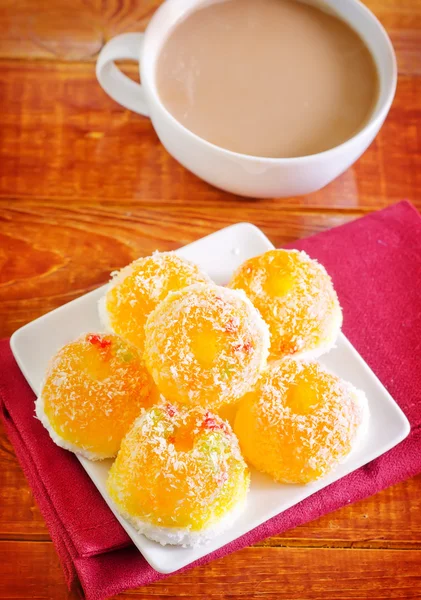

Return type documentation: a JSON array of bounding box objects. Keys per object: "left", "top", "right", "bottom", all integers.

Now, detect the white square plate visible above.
[{"left": 11, "top": 223, "right": 410, "bottom": 574}]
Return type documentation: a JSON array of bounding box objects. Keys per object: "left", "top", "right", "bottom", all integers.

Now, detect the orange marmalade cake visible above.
[
  {"left": 229, "top": 249, "right": 342, "bottom": 359},
  {"left": 144, "top": 283, "right": 270, "bottom": 410},
  {"left": 234, "top": 358, "right": 368, "bottom": 483},
  {"left": 107, "top": 403, "right": 250, "bottom": 546},
  {"left": 37, "top": 333, "right": 156, "bottom": 459}
]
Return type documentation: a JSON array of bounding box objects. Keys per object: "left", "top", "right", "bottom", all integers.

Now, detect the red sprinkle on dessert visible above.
[
  {"left": 225, "top": 317, "right": 240, "bottom": 333},
  {"left": 233, "top": 340, "right": 253, "bottom": 354},
  {"left": 202, "top": 411, "right": 229, "bottom": 433},
  {"left": 165, "top": 404, "right": 177, "bottom": 418},
  {"left": 87, "top": 334, "right": 112, "bottom": 349}
]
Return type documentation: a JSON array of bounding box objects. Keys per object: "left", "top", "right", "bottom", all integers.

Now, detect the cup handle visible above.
[{"left": 96, "top": 33, "right": 150, "bottom": 116}]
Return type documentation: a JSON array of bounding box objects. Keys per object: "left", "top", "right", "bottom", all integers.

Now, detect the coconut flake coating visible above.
[
  {"left": 37, "top": 333, "right": 156, "bottom": 460},
  {"left": 234, "top": 358, "right": 368, "bottom": 484},
  {"left": 229, "top": 249, "right": 342, "bottom": 359},
  {"left": 107, "top": 403, "right": 250, "bottom": 546},
  {"left": 99, "top": 252, "right": 211, "bottom": 351},
  {"left": 144, "top": 284, "right": 270, "bottom": 409}
]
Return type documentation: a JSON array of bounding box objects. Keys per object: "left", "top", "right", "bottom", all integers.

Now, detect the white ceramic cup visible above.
[{"left": 96, "top": 0, "right": 397, "bottom": 198}]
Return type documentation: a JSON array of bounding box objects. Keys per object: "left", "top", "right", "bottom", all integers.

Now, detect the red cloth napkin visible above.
[{"left": 1, "top": 200, "right": 421, "bottom": 600}]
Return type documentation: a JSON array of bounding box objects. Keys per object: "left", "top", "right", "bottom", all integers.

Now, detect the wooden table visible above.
[{"left": 1, "top": 1, "right": 420, "bottom": 597}]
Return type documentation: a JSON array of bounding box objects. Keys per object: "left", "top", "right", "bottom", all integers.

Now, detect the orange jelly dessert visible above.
[
  {"left": 229, "top": 249, "right": 342, "bottom": 359},
  {"left": 99, "top": 252, "right": 211, "bottom": 351},
  {"left": 37, "top": 333, "right": 156, "bottom": 460},
  {"left": 107, "top": 403, "right": 250, "bottom": 546},
  {"left": 234, "top": 358, "right": 368, "bottom": 484},
  {"left": 144, "top": 284, "right": 270, "bottom": 410}
]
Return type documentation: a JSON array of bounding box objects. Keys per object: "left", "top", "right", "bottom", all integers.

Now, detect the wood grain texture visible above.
[
  {"left": 0, "top": 0, "right": 161, "bottom": 61},
  {"left": 1, "top": 0, "right": 421, "bottom": 597},
  {"left": 1, "top": 60, "right": 420, "bottom": 208},
  {"left": 0, "top": 198, "right": 359, "bottom": 336},
  {"left": 1, "top": 541, "right": 421, "bottom": 600},
  {"left": 0, "top": 0, "right": 420, "bottom": 72}
]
